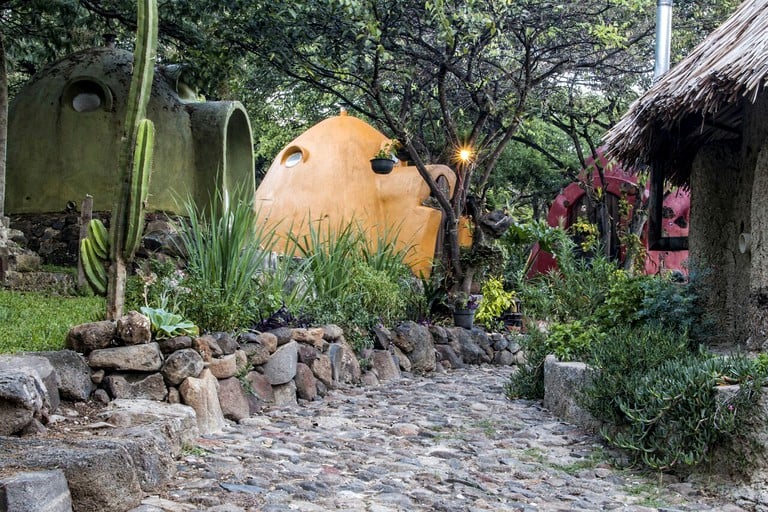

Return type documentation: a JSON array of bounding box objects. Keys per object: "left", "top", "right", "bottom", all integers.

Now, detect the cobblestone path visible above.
[{"left": 137, "top": 366, "right": 750, "bottom": 512}]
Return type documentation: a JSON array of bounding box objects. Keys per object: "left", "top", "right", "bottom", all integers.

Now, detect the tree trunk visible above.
[
  {"left": 0, "top": 34, "right": 8, "bottom": 223},
  {"left": 622, "top": 192, "right": 648, "bottom": 274}
]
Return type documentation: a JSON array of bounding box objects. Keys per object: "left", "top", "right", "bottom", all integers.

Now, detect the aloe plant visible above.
[{"left": 106, "top": 0, "right": 158, "bottom": 319}]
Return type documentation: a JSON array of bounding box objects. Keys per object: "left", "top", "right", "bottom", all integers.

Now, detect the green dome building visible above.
[{"left": 6, "top": 47, "right": 254, "bottom": 214}]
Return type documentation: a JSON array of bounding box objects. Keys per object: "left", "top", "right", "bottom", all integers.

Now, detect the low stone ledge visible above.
[
  {"left": 698, "top": 385, "right": 768, "bottom": 483},
  {"left": 102, "top": 399, "right": 199, "bottom": 455},
  {"left": 542, "top": 355, "right": 600, "bottom": 431}
]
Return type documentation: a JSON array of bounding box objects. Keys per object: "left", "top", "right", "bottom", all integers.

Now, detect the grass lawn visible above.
[{"left": 0, "top": 289, "right": 105, "bottom": 354}]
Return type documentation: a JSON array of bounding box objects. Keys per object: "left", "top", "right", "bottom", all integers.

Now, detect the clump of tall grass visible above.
[
  {"left": 175, "top": 187, "right": 276, "bottom": 331},
  {"left": 287, "top": 220, "right": 417, "bottom": 349}
]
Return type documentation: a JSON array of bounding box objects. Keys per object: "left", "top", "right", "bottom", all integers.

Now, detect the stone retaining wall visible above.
[{"left": 8, "top": 212, "right": 179, "bottom": 267}]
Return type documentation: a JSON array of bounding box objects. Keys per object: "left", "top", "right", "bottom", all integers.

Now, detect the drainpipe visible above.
[{"left": 654, "top": 0, "right": 673, "bottom": 80}]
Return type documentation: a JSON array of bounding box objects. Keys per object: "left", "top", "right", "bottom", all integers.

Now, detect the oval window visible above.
[
  {"left": 285, "top": 150, "right": 303, "bottom": 168},
  {"left": 72, "top": 92, "right": 102, "bottom": 113}
]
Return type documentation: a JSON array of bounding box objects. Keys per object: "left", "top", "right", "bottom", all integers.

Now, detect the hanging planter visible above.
[
  {"left": 370, "top": 158, "right": 396, "bottom": 175},
  {"left": 371, "top": 140, "right": 400, "bottom": 174}
]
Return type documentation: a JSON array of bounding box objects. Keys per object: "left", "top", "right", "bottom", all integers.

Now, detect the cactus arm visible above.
[
  {"left": 87, "top": 219, "right": 109, "bottom": 259},
  {"left": 124, "top": 118, "right": 154, "bottom": 260},
  {"left": 80, "top": 238, "right": 108, "bottom": 295}
]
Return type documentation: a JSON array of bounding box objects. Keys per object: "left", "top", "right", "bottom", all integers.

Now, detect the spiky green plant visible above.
[
  {"left": 288, "top": 220, "right": 363, "bottom": 302},
  {"left": 105, "top": 0, "right": 158, "bottom": 319},
  {"left": 176, "top": 186, "right": 277, "bottom": 331},
  {"left": 286, "top": 219, "right": 417, "bottom": 349}
]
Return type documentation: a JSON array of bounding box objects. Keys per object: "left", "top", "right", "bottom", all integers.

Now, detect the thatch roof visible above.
[{"left": 603, "top": 0, "right": 768, "bottom": 183}]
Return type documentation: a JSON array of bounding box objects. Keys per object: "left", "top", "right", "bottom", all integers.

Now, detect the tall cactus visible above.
[{"left": 106, "top": 0, "right": 158, "bottom": 320}]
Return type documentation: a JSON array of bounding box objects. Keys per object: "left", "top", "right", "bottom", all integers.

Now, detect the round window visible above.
[{"left": 63, "top": 79, "right": 111, "bottom": 113}]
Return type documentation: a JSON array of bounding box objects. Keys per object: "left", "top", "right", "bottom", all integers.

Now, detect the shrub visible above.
[
  {"left": 605, "top": 354, "right": 764, "bottom": 470},
  {"left": 508, "top": 241, "right": 622, "bottom": 400},
  {"left": 125, "top": 257, "right": 186, "bottom": 313},
  {"left": 505, "top": 326, "right": 549, "bottom": 399},
  {"left": 581, "top": 324, "right": 692, "bottom": 425},
  {"left": 519, "top": 235, "right": 618, "bottom": 324},
  {"left": 249, "top": 253, "right": 310, "bottom": 324},
  {"left": 505, "top": 319, "right": 604, "bottom": 400},
  {"left": 636, "top": 272, "right": 708, "bottom": 341},
  {"left": 475, "top": 276, "right": 516, "bottom": 326}
]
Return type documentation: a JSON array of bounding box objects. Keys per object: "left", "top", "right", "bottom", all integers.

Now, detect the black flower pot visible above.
[
  {"left": 453, "top": 308, "right": 475, "bottom": 329},
  {"left": 370, "top": 158, "right": 395, "bottom": 175}
]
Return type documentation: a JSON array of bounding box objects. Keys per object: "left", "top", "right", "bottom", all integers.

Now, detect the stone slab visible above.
[
  {"left": 0, "top": 469, "right": 73, "bottom": 512},
  {"left": 542, "top": 355, "right": 599, "bottom": 431}
]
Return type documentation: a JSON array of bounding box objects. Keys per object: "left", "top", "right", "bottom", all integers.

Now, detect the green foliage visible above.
[
  {"left": 606, "top": 354, "right": 764, "bottom": 470},
  {"left": 508, "top": 233, "right": 708, "bottom": 403},
  {"left": 593, "top": 271, "right": 650, "bottom": 326},
  {"left": 569, "top": 219, "right": 599, "bottom": 254},
  {"left": 289, "top": 219, "right": 415, "bottom": 351},
  {"left": 505, "top": 327, "right": 549, "bottom": 399},
  {"left": 348, "top": 263, "right": 407, "bottom": 325},
  {"left": 249, "top": 253, "right": 309, "bottom": 322},
  {"left": 519, "top": 234, "right": 618, "bottom": 324},
  {"left": 307, "top": 262, "right": 406, "bottom": 351},
  {"left": 475, "top": 276, "right": 515, "bottom": 326},
  {"left": 506, "top": 318, "right": 609, "bottom": 400},
  {"left": 509, "top": 245, "right": 764, "bottom": 472},
  {"left": 582, "top": 324, "right": 692, "bottom": 426},
  {"left": 289, "top": 221, "right": 362, "bottom": 303},
  {"left": 637, "top": 274, "right": 702, "bottom": 336},
  {"left": 372, "top": 140, "right": 400, "bottom": 160},
  {"left": 506, "top": 260, "right": 766, "bottom": 469},
  {"left": 125, "top": 258, "right": 186, "bottom": 312},
  {"left": 140, "top": 305, "right": 199, "bottom": 339},
  {"left": 0, "top": 290, "right": 104, "bottom": 353},
  {"left": 176, "top": 187, "right": 276, "bottom": 332},
  {"left": 546, "top": 320, "right": 605, "bottom": 361}
]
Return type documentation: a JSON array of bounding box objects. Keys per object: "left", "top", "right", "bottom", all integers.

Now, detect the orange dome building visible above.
[{"left": 255, "top": 111, "right": 457, "bottom": 276}]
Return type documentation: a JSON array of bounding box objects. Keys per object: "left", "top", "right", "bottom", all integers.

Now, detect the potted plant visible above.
[
  {"left": 370, "top": 140, "right": 400, "bottom": 175},
  {"left": 475, "top": 276, "right": 521, "bottom": 330},
  {"left": 451, "top": 291, "right": 481, "bottom": 329}
]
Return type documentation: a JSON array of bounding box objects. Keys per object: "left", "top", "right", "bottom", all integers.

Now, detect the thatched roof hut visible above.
[
  {"left": 603, "top": 0, "right": 768, "bottom": 347},
  {"left": 604, "top": 0, "right": 768, "bottom": 184}
]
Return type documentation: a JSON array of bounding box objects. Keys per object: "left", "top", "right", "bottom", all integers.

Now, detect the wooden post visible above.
[{"left": 0, "top": 246, "right": 8, "bottom": 284}]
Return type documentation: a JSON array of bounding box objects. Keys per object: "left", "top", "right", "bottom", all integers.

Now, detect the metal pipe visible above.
[{"left": 654, "top": 0, "right": 673, "bottom": 80}]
